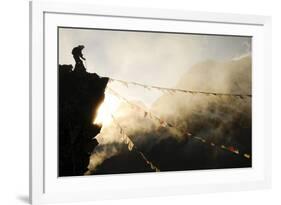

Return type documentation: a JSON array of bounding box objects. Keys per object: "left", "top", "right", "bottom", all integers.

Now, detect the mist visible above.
[
  {"left": 58, "top": 27, "right": 252, "bottom": 174},
  {"left": 88, "top": 55, "right": 252, "bottom": 174},
  {"left": 59, "top": 28, "right": 251, "bottom": 107}
]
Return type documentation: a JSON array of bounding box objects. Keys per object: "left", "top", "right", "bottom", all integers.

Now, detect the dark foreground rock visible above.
[{"left": 58, "top": 64, "right": 108, "bottom": 176}]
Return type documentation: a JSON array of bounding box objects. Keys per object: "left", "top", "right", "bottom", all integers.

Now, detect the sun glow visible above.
[{"left": 94, "top": 91, "right": 120, "bottom": 126}]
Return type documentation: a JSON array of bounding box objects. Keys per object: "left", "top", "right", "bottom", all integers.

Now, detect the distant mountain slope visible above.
[
  {"left": 152, "top": 55, "right": 252, "bottom": 154},
  {"left": 176, "top": 55, "right": 251, "bottom": 94},
  {"left": 153, "top": 55, "right": 251, "bottom": 112},
  {"left": 90, "top": 56, "right": 252, "bottom": 175}
]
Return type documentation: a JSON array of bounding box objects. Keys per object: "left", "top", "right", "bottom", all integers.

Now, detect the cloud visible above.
[
  {"left": 88, "top": 55, "right": 252, "bottom": 174},
  {"left": 88, "top": 143, "right": 120, "bottom": 172}
]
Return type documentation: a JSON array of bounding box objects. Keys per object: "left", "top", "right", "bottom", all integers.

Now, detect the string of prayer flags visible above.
[
  {"left": 244, "top": 154, "right": 251, "bottom": 159},
  {"left": 228, "top": 146, "right": 239, "bottom": 155},
  {"left": 108, "top": 87, "right": 172, "bottom": 129},
  {"left": 139, "top": 152, "right": 160, "bottom": 172},
  {"left": 111, "top": 114, "right": 160, "bottom": 172},
  {"left": 193, "top": 135, "right": 251, "bottom": 159},
  {"left": 109, "top": 87, "right": 251, "bottom": 161},
  {"left": 121, "top": 81, "right": 129, "bottom": 88},
  {"left": 109, "top": 78, "right": 252, "bottom": 99},
  {"left": 144, "top": 111, "right": 148, "bottom": 118},
  {"left": 128, "top": 141, "right": 134, "bottom": 151}
]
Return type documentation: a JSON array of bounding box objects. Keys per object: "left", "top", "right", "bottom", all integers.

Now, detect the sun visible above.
[{"left": 93, "top": 91, "right": 120, "bottom": 126}]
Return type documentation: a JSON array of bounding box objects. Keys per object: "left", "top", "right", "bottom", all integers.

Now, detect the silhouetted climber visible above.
[{"left": 72, "top": 45, "right": 86, "bottom": 72}]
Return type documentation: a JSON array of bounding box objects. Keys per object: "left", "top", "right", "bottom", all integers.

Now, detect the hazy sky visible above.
[
  {"left": 59, "top": 27, "right": 251, "bottom": 106},
  {"left": 59, "top": 28, "right": 252, "bottom": 173}
]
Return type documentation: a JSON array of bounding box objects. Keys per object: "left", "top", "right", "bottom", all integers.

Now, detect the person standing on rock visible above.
[{"left": 72, "top": 45, "right": 86, "bottom": 72}]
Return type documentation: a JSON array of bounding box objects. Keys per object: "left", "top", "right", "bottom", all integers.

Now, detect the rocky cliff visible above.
[{"left": 58, "top": 64, "right": 108, "bottom": 176}]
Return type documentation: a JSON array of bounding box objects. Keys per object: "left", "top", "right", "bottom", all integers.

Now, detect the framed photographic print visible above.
[{"left": 30, "top": 1, "right": 272, "bottom": 204}]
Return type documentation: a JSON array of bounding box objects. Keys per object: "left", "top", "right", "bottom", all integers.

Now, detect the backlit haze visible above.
[
  {"left": 59, "top": 28, "right": 251, "bottom": 127},
  {"left": 59, "top": 28, "right": 252, "bottom": 173}
]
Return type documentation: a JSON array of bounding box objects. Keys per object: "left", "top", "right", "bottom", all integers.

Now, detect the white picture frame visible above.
[{"left": 30, "top": 1, "right": 272, "bottom": 204}]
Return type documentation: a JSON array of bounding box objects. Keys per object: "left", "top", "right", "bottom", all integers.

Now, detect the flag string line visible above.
[
  {"left": 107, "top": 87, "right": 251, "bottom": 160},
  {"left": 111, "top": 114, "right": 160, "bottom": 172},
  {"left": 108, "top": 78, "right": 252, "bottom": 98}
]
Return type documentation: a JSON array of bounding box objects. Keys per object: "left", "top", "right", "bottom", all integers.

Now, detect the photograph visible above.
[{"left": 58, "top": 27, "right": 252, "bottom": 177}]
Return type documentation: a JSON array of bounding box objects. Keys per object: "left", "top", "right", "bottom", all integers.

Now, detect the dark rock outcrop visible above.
[{"left": 58, "top": 64, "right": 108, "bottom": 176}]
